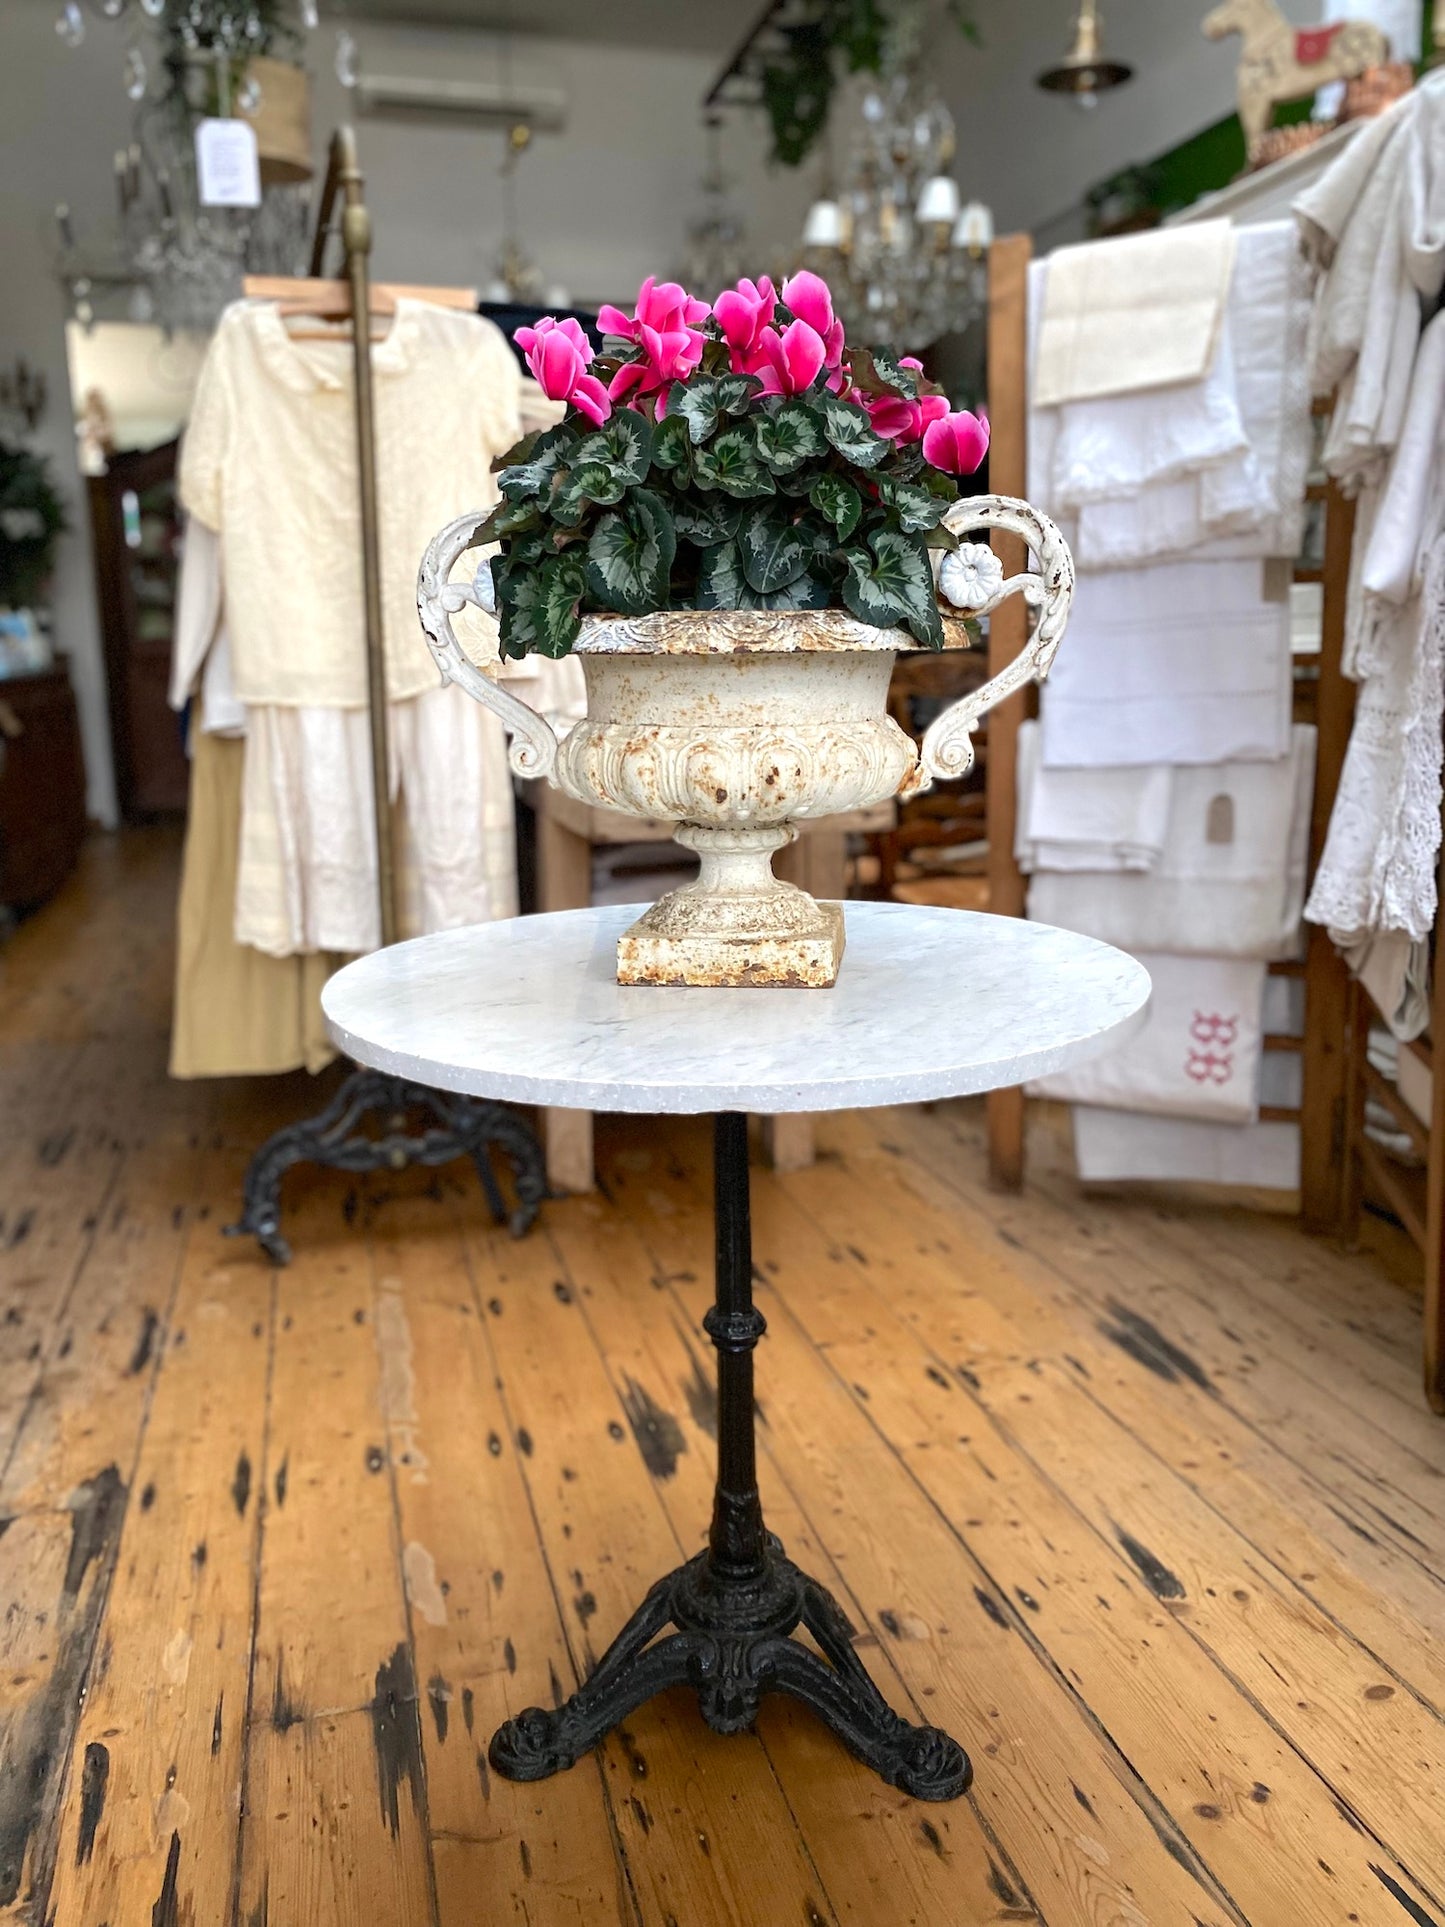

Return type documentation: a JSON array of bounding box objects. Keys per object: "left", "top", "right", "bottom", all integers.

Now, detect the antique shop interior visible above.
[{"left": 3, "top": 0, "right": 1445, "bottom": 1921}]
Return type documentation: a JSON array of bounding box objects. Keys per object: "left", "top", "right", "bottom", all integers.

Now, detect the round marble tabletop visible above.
[{"left": 321, "top": 902, "right": 1150, "bottom": 1116}]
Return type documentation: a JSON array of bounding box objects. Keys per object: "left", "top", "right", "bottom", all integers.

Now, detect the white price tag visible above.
[{"left": 195, "top": 117, "right": 261, "bottom": 208}]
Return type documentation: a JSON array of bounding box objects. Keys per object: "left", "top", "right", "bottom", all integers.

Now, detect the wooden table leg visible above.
[{"left": 537, "top": 809, "right": 596, "bottom": 1194}]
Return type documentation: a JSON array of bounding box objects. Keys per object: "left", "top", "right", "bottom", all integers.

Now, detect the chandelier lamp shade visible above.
[{"left": 794, "top": 7, "right": 994, "bottom": 356}]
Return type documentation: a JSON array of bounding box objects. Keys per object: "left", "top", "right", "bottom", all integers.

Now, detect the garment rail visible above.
[{"left": 225, "top": 125, "right": 545, "bottom": 1263}]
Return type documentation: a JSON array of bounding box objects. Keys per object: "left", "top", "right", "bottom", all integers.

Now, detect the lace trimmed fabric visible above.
[{"left": 1306, "top": 531, "right": 1445, "bottom": 945}]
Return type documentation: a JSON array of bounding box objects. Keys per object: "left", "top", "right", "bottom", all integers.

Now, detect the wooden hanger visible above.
[{"left": 241, "top": 275, "right": 478, "bottom": 341}]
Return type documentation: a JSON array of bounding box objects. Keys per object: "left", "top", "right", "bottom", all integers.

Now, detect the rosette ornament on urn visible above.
[{"left": 418, "top": 273, "right": 1074, "bottom": 988}]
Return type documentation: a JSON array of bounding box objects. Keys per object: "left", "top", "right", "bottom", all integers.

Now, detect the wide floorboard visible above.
[{"left": 0, "top": 830, "right": 1441, "bottom": 1927}]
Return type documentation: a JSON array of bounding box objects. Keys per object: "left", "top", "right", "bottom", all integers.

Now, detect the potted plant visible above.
[
  {"left": 0, "top": 443, "right": 66, "bottom": 675},
  {"left": 418, "top": 271, "right": 1073, "bottom": 987}
]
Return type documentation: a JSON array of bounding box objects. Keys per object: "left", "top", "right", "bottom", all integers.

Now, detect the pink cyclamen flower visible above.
[
  {"left": 714, "top": 275, "right": 776, "bottom": 370},
  {"left": 513, "top": 315, "right": 611, "bottom": 427},
  {"left": 607, "top": 321, "right": 708, "bottom": 412},
  {"left": 781, "top": 269, "right": 847, "bottom": 381},
  {"left": 866, "top": 389, "right": 949, "bottom": 444},
  {"left": 597, "top": 275, "right": 710, "bottom": 343},
  {"left": 753, "top": 317, "right": 827, "bottom": 398},
  {"left": 922, "top": 408, "right": 990, "bottom": 475}
]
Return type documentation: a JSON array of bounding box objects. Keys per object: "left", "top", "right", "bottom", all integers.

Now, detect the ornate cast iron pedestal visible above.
[
  {"left": 226, "top": 1067, "right": 547, "bottom": 1265},
  {"left": 489, "top": 1112, "right": 972, "bottom": 1802}
]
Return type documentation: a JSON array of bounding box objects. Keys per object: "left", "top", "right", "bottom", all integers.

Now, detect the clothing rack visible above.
[
  {"left": 980, "top": 238, "right": 1360, "bottom": 1238},
  {"left": 225, "top": 125, "right": 545, "bottom": 1262}
]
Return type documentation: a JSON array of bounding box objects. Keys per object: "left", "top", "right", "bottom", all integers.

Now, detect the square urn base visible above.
[{"left": 617, "top": 901, "right": 846, "bottom": 989}]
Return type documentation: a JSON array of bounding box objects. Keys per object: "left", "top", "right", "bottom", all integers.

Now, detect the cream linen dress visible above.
[{"left": 178, "top": 298, "right": 528, "bottom": 958}]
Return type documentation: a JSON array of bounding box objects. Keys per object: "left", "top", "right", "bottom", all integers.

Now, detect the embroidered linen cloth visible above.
[{"left": 1029, "top": 953, "right": 1266, "bottom": 1125}]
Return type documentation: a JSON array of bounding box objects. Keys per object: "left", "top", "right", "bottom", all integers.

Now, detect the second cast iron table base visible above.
[{"left": 488, "top": 1112, "right": 972, "bottom": 1803}]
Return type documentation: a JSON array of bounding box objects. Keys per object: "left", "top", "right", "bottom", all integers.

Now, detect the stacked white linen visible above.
[
  {"left": 1035, "top": 559, "right": 1293, "bottom": 768},
  {"left": 1014, "top": 722, "right": 1170, "bottom": 873},
  {"left": 1031, "top": 223, "right": 1314, "bottom": 571},
  {"left": 1024, "top": 219, "right": 1316, "bottom": 1181},
  {"left": 1027, "top": 726, "right": 1316, "bottom": 962}
]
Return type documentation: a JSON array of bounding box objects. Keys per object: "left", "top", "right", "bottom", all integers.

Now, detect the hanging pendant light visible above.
[{"left": 1037, "top": 0, "right": 1133, "bottom": 103}]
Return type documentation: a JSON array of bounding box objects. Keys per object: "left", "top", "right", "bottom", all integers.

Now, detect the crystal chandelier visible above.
[
  {"left": 795, "top": 3, "right": 992, "bottom": 355},
  {"left": 52, "top": 0, "right": 330, "bottom": 333},
  {"left": 678, "top": 116, "right": 752, "bottom": 300}
]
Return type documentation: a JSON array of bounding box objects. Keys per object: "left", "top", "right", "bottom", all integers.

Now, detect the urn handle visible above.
[
  {"left": 417, "top": 510, "right": 561, "bottom": 782},
  {"left": 912, "top": 493, "right": 1075, "bottom": 792}
]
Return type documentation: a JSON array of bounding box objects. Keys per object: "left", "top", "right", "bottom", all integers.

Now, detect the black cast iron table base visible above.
[
  {"left": 489, "top": 1113, "right": 972, "bottom": 1803},
  {"left": 226, "top": 1065, "right": 547, "bottom": 1265}
]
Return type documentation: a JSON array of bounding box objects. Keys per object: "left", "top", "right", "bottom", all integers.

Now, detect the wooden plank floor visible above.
[{"left": 1, "top": 828, "right": 1442, "bottom": 1927}]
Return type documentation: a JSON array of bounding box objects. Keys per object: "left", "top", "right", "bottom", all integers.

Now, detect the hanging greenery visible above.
[
  {"left": 759, "top": 0, "right": 978, "bottom": 168},
  {"left": 0, "top": 444, "right": 67, "bottom": 613}
]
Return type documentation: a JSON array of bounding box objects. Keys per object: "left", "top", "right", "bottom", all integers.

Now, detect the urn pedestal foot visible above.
[
  {"left": 617, "top": 902, "right": 845, "bottom": 988},
  {"left": 616, "top": 822, "right": 847, "bottom": 988}
]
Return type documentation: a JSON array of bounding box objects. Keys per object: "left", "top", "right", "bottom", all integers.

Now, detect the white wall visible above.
[
  {"left": 67, "top": 322, "right": 210, "bottom": 451},
  {"left": 0, "top": 6, "right": 133, "bottom": 825},
  {"left": 325, "top": 25, "right": 816, "bottom": 307},
  {"left": 0, "top": 9, "right": 813, "bottom": 822}
]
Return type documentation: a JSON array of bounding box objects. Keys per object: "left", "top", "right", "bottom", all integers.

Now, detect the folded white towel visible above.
[
  {"left": 1029, "top": 727, "right": 1315, "bottom": 962},
  {"left": 1033, "top": 220, "right": 1235, "bottom": 407},
  {"left": 1072, "top": 1108, "right": 1300, "bottom": 1188},
  {"left": 1030, "top": 952, "right": 1265, "bottom": 1124},
  {"left": 1038, "top": 560, "right": 1293, "bottom": 770},
  {"left": 1015, "top": 720, "right": 1172, "bottom": 874}
]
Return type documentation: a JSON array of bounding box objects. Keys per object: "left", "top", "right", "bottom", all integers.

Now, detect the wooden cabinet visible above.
[
  {"left": 0, "top": 666, "right": 87, "bottom": 912},
  {"left": 87, "top": 440, "right": 188, "bottom": 819}
]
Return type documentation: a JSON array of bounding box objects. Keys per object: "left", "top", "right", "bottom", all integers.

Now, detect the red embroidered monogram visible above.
[{"left": 1184, "top": 1009, "right": 1239, "bottom": 1086}]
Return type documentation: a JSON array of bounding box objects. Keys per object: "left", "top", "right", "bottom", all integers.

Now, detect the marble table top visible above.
[{"left": 322, "top": 902, "right": 1150, "bottom": 1116}]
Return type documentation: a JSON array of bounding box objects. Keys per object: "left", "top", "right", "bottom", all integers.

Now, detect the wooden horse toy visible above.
[{"left": 1203, "top": 0, "right": 1389, "bottom": 157}]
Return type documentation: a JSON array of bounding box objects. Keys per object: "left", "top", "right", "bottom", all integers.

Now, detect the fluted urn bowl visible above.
[{"left": 418, "top": 494, "right": 1074, "bottom": 987}]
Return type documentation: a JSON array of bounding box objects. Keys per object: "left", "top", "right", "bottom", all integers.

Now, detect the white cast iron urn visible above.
[{"left": 418, "top": 494, "right": 1073, "bottom": 988}]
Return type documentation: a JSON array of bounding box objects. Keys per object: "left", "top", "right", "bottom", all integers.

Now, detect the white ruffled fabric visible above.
[
  {"left": 1305, "top": 534, "right": 1445, "bottom": 946},
  {"left": 1307, "top": 309, "right": 1445, "bottom": 949},
  {"left": 235, "top": 682, "right": 519, "bottom": 958},
  {"left": 1297, "top": 70, "right": 1445, "bottom": 491}
]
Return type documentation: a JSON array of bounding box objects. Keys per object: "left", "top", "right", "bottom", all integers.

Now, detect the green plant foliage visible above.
[
  {"left": 808, "top": 473, "right": 863, "bottom": 542},
  {"left": 758, "top": 0, "right": 979, "bottom": 169},
  {"left": 497, "top": 553, "right": 588, "bottom": 660},
  {"left": 0, "top": 442, "right": 67, "bottom": 611},
  {"left": 487, "top": 301, "right": 985, "bottom": 655},
  {"left": 755, "top": 401, "right": 826, "bottom": 474},
  {"left": 840, "top": 527, "right": 944, "bottom": 649},
  {"left": 817, "top": 392, "right": 889, "bottom": 468},
  {"left": 692, "top": 428, "right": 776, "bottom": 499},
  {"left": 739, "top": 506, "right": 813, "bottom": 594},
  {"left": 583, "top": 489, "right": 677, "bottom": 618}
]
